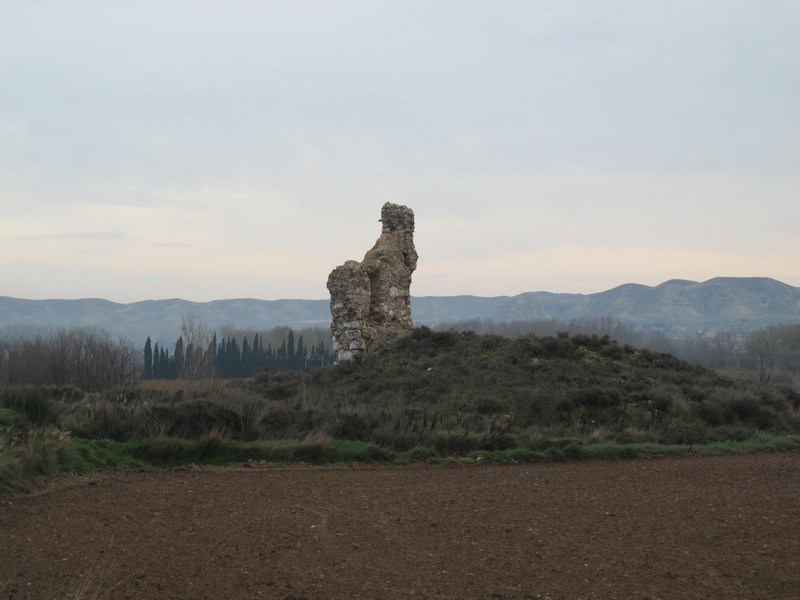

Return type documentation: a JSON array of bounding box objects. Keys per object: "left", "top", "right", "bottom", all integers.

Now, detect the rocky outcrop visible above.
[{"left": 327, "top": 203, "right": 417, "bottom": 362}]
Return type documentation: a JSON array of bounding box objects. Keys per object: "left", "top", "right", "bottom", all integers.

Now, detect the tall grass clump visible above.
[
  {"left": 0, "top": 386, "right": 60, "bottom": 425},
  {"left": 292, "top": 433, "right": 334, "bottom": 463},
  {"left": 0, "top": 422, "right": 74, "bottom": 493}
]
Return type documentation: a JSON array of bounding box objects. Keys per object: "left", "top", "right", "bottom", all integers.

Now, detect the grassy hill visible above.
[
  {"left": 2, "top": 328, "right": 799, "bottom": 493},
  {"left": 247, "top": 328, "right": 800, "bottom": 451}
]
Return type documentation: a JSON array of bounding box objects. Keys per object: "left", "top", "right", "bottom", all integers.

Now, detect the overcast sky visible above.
[{"left": 1, "top": 1, "right": 798, "bottom": 302}]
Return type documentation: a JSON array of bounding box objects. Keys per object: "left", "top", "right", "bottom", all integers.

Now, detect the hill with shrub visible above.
[
  {"left": 248, "top": 328, "right": 800, "bottom": 452},
  {"left": 2, "top": 328, "right": 799, "bottom": 493}
]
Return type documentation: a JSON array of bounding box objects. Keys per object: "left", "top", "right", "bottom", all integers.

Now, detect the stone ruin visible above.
[{"left": 327, "top": 203, "right": 418, "bottom": 362}]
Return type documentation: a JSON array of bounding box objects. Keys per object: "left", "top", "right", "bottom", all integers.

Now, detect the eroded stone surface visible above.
[{"left": 327, "top": 203, "right": 417, "bottom": 362}]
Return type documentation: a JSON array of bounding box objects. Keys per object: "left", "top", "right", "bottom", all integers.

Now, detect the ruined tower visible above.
[{"left": 327, "top": 203, "right": 417, "bottom": 362}]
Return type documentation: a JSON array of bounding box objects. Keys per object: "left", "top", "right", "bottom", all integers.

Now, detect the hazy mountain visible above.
[
  {"left": 1, "top": 277, "right": 798, "bottom": 345},
  {"left": 414, "top": 278, "right": 800, "bottom": 333}
]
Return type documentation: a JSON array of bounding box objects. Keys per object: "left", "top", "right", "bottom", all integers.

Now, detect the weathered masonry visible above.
[{"left": 327, "top": 203, "right": 417, "bottom": 362}]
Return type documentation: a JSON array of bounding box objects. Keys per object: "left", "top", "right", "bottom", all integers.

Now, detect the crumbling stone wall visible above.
[{"left": 327, "top": 203, "right": 417, "bottom": 362}]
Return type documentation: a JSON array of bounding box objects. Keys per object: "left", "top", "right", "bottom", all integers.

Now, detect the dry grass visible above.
[
  {"left": 61, "top": 538, "right": 125, "bottom": 600},
  {"left": 136, "top": 379, "right": 185, "bottom": 393},
  {"left": 137, "top": 378, "right": 229, "bottom": 394}
]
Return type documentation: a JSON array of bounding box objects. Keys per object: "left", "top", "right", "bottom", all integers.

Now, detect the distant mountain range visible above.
[{"left": 1, "top": 277, "right": 798, "bottom": 346}]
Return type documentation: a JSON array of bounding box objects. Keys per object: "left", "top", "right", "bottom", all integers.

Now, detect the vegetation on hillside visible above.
[
  {"left": 1, "top": 327, "right": 799, "bottom": 494},
  {"left": 142, "top": 327, "right": 332, "bottom": 381},
  {"left": 439, "top": 318, "right": 800, "bottom": 381},
  {"left": 245, "top": 328, "right": 800, "bottom": 450}
]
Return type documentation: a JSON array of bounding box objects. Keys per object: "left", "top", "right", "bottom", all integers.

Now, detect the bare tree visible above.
[
  {"left": 0, "top": 326, "right": 137, "bottom": 390},
  {"left": 178, "top": 314, "right": 216, "bottom": 381},
  {"left": 744, "top": 327, "right": 778, "bottom": 385}
]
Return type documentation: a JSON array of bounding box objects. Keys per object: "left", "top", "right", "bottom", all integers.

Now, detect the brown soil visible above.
[{"left": 2, "top": 452, "right": 799, "bottom": 599}]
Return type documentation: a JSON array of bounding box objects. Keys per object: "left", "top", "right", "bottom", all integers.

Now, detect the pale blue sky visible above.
[{"left": 1, "top": 1, "right": 798, "bottom": 302}]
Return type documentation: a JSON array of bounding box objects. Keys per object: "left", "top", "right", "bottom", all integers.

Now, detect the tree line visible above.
[
  {"left": 2, "top": 317, "right": 796, "bottom": 391},
  {"left": 142, "top": 322, "right": 333, "bottom": 380},
  {"left": 0, "top": 327, "right": 137, "bottom": 391}
]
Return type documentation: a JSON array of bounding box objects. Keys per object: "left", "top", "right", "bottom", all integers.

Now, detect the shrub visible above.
[
  {"left": 698, "top": 397, "right": 724, "bottom": 426},
  {"left": 587, "top": 426, "right": 612, "bottom": 443},
  {"left": 214, "top": 388, "right": 267, "bottom": 440},
  {"left": 428, "top": 430, "right": 483, "bottom": 455},
  {"left": 508, "top": 388, "right": 567, "bottom": 427},
  {"left": 696, "top": 387, "right": 795, "bottom": 432},
  {"left": 562, "top": 444, "right": 585, "bottom": 460},
  {"left": 406, "top": 446, "right": 439, "bottom": 461},
  {"left": 499, "top": 448, "right": 541, "bottom": 462},
  {"left": 573, "top": 386, "right": 622, "bottom": 409},
  {"left": 0, "top": 387, "right": 58, "bottom": 425},
  {"left": 61, "top": 397, "right": 130, "bottom": 441},
  {"left": 293, "top": 433, "right": 333, "bottom": 463},
  {"left": 252, "top": 370, "right": 301, "bottom": 400},
  {"left": 647, "top": 384, "right": 676, "bottom": 413},
  {"left": 661, "top": 420, "right": 710, "bottom": 445},
  {"left": 479, "top": 334, "right": 505, "bottom": 352},
  {"left": 470, "top": 448, "right": 543, "bottom": 463},
  {"left": 0, "top": 407, "right": 23, "bottom": 426},
  {"left": 405, "top": 327, "right": 459, "bottom": 357},
  {"left": 618, "top": 445, "right": 641, "bottom": 459},
  {"left": 544, "top": 447, "right": 565, "bottom": 461},
  {"left": 1, "top": 425, "right": 74, "bottom": 493},
  {"left": 541, "top": 336, "right": 574, "bottom": 359},
  {"left": 726, "top": 392, "right": 762, "bottom": 421},
  {"left": 332, "top": 440, "right": 394, "bottom": 462},
  {"left": 131, "top": 437, "right": 194, "bottom": 463},
  {"left": 473, "top": 396, "right": 503, "bottom": 415},
  {"left": 711, "top": 425, "right": 755, "bottom": 442},
  {"left": 776, "top": 385, "right": 800, "bottom": 409},
  {"left": 324, "top": 411, "right": 373, "bottom": 441},
  {"left": 613, "top": 427, "right": 657, "bottom": 444},
  {"left": 261, "top": 402, "right": 296, "bottom": 433},
  {"left": 478, "top": 431, "right": 518, "bottom": 451},
  {"left": 196, "top": 428, "right": 226, "bottom": 458},
  {"left": 169, "top": 399, "right": 240, "bottom": 438},
  {"left": 370, "top": 427, "right": 420, "bottom": 452}
]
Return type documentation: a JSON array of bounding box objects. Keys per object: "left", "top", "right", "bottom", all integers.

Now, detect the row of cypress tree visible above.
[{"left": 142, "top": 330, "right": 332, "bottom": 380}]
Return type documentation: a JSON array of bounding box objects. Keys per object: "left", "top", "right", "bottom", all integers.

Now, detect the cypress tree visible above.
[
  {"left": 228, "top": 338, "right": 241, "bottom": 378},
  {"left": 241, "top": 337, "right": 252, "bottom": 377},
  {"left": 143, "top": 337, "right": 153, "bottom": 379},
  {"left": 161, "top": 347, "right": 171, "bottom": 379},
  {"left": 209, "top": 332, "right": 217, "bottom": 379},
  {"left": 253, "top": 334, "right": 266, "bottom": 372},
  {"left": 277, "top": 340, "right": 286, "bottom": 369},
  {"left": 174, "top": 337, "right": 185, "bottom": 379},
  {"left": 287, "top": 330, "right": 295, "bottom": 370},
  {"left": 322, "top": 340, "right": 331, "bottom": 366},
  {"left": 153, "top": 342, "right": 161, "bottom": 378},
  {"left": 295, "top": 335, "right": 305, "bottom": 370},
  {"left": 215, "top": 337, "right": 226, "bottom": 378}
]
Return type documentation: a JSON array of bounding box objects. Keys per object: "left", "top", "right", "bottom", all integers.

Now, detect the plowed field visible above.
[{"left": 2, "top": 452, "right": 799, "bottom": 599}]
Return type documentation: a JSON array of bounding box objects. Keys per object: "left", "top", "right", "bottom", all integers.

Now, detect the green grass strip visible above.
[
  {"left": 3, "top": 434, "right": 799, "bottom": 497},
  {"left": 466, "top": 436, "right": 800, "bottom": 463}
]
